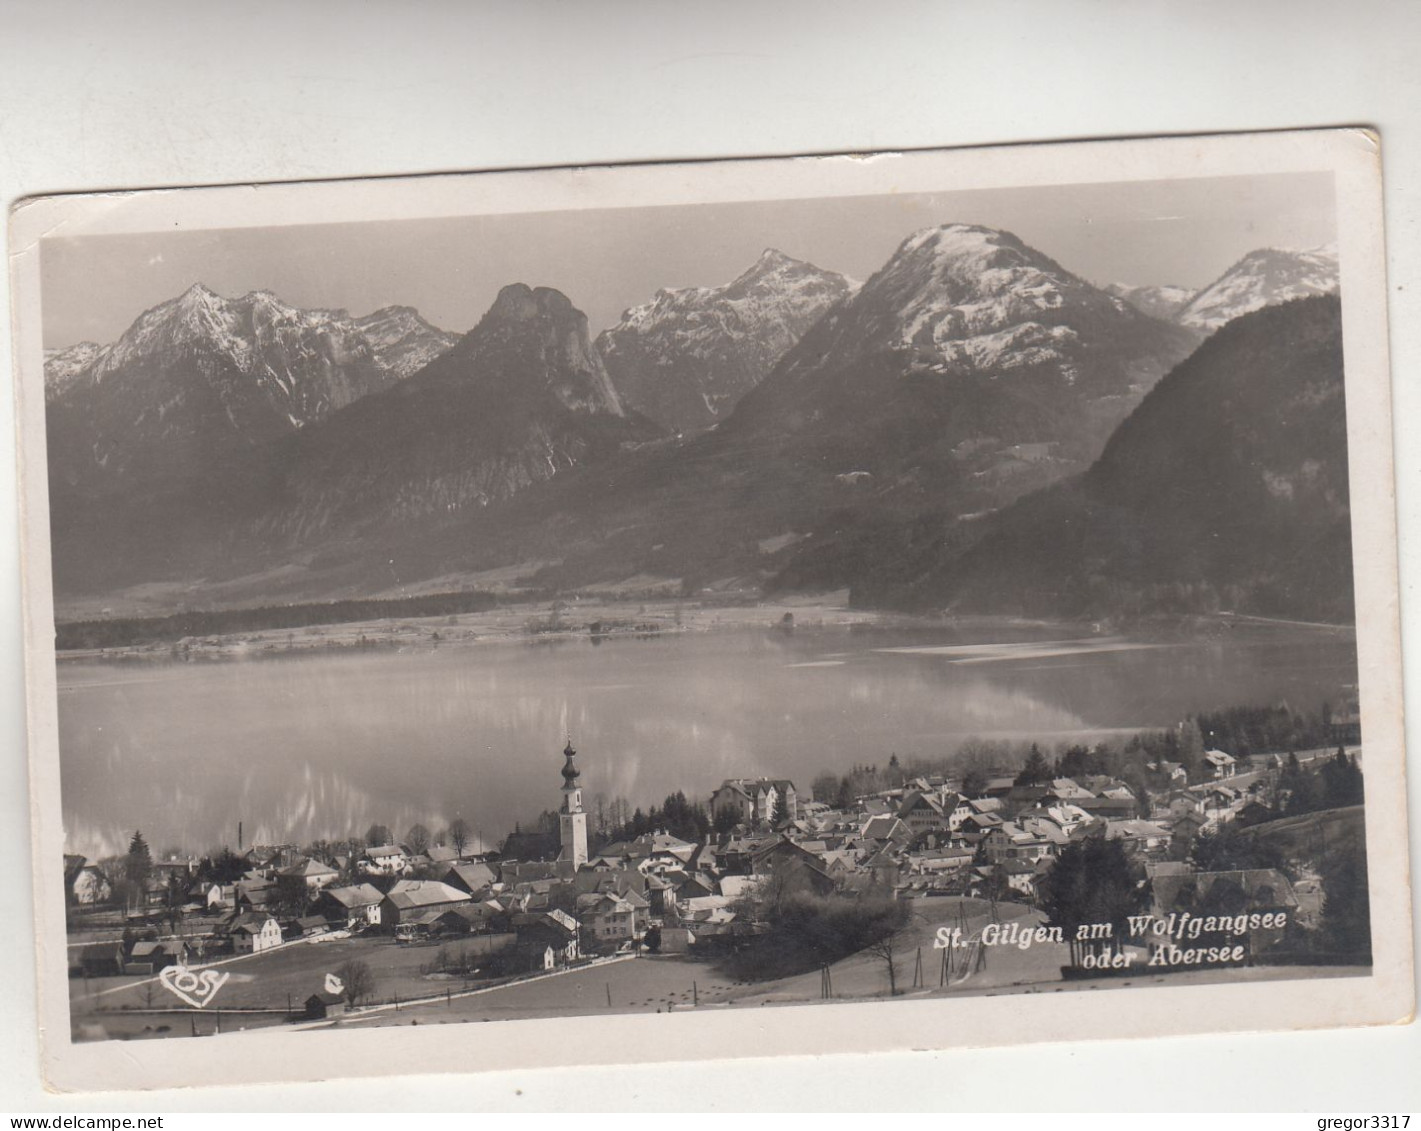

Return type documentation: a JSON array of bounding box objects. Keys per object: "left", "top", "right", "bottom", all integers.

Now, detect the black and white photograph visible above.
[{"left": 10, "top": 130, "right": 1413, "bottom": 1091}]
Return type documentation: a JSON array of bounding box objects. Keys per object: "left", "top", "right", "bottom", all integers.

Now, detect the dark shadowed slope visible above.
[{"left": 850, "top": 295, "right": 1352, "bottom": 621}]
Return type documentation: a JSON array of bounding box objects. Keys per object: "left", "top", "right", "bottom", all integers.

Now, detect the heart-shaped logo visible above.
[{"left": 159, "top": 965, "right": 230, "bottom": 1009}]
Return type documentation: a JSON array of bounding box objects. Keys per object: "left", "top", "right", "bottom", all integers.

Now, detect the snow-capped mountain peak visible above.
[
  {"left": 353, "top": 305, "right": 460, "bottom": 379},
  {"left": 835, "top": 222, "right": 1136, "bottom": 376},
  {"left": 43, "top": 285, "right": 426, "bottom": 492},
  {"left": 45, "top": 286, "right": 460, "bottom": 403},
  {"left": 734, "top": 220, "right": 1199, "bottom": 465},
  {"left": 1177, "top": 243, "right": 1339, "bottom": 331},
  {"left": 597, "top": 249, "right": 857, "bottom": 433},
  {"left": 42, "top": 341, "right": 110, "bottom": 400}
]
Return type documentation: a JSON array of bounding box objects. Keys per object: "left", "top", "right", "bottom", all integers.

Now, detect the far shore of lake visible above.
[{"left": 53, "top": 589, "right": 1355, "bottom": 667}]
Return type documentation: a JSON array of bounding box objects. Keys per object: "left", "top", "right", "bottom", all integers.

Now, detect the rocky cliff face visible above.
[
  {"left": 352, "top": 305, "right": 459, "bottom": 378},
  {"left": 249, "top": 283, "right": 654, "bottom": 543},
  {"left": 597, "top": 249, "right": 856, "bottom": 434},
  {"left": 45, "top": 285, "right": 404, "bottom": 498}
]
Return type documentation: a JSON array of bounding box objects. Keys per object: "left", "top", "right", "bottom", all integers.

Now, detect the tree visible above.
[
  {"left": 771, "top": 791, "right": 790, "bottom": 828},
  {"left": 1190, "top": 824, "right": 1290, "bottom": 878},
  {"left": 1319, "top": 838, "right": 1371, "bottom": 960},
  {"left": 1057, "top": 744, "right": 1096, "bottom": 781},
  {"left": 337, "top": 839, "right": 367, "bottom": 879},
  {"left": 1038, "top": 837, "right": 1149, "bottom": 965},
  {"left": 1177, "top": 718, "right": 1205, "bottom": 782},
  {"left": 1118, "top": 764, "right": 1151, "bottom": 818},
  {"left": 1319, "top": 745, "right": 1364, "bottom": 808},
  {"left": 364, "top": 824, "right": 392, "bottom": 847},
  {"left": 448, "top": 818, "right": 472, "bottom": 856},
  {"left": 864, "top": 931, "right": 902, "bottom": 996},
  {"left": 712, "top": 806, "right": 739, "bottom": 834},
  {"left": 335, "top": 959, "right": 377, "bottom": 1007},
  {"left": 1015, "top": 744, "right": 1051, "bottom": 787},
  {"left": 1282, "top": 758, "right": 1321, "bottom": 815},
  {"left": 199, "top": 848, "right": 246, "bottom": 884},
  {"left": 405, "top": 823, "right": 432, "bottom": 857},
  {"left": 811, "top": 772, "right": 842, "bottom": 807},
  {"left": 745, "top": 858, "right": 809, "bottom": 921},
  {"left": 125, "top": 830, "right": 153, "bottom": 888},
  {"left": 270, "top": 882, "right": 310, "bottom": 920},
  {"left": 161, "top": 872, "right": 187, "bottom": 933},
  {"left": 126, "top": 829, "right": 152, "bottom": 880},
  {"left": 956, "top": 741, "right": 1002, "bottom": 799},
  {"left": 960, "top": 767, "right": 989, "bottom": 799}
]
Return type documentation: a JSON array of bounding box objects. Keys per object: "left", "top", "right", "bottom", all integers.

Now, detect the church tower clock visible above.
[{"left": 558, "top": 739, "right": 589, "bottom": 869}]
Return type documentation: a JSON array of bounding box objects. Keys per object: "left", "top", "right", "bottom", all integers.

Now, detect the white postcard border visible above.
[{"left": 9, "top": 127, "right": 1412, "bottom": 1093}]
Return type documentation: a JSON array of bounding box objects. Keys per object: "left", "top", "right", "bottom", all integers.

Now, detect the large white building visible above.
[{"left": 709, "top": 777, "right": 798, "bottom": 825}]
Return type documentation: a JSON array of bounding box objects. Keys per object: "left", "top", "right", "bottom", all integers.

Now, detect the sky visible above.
[{"left": 39, "top": 171, "right": 1336, "bottom": 349}]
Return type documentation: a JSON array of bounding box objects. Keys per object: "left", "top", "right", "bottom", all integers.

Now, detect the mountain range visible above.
[
  {"left": 42, "top": 230, "right": 1348, "bottom": 621},
  {"left": 1105, "top": 243, "right": 1339, "bottom": 331},
  {"left": 45, "top": 286, "right": 457, "bottom": 498},
  {"left": 596, "top": 249, "right": 857, "bottom": 435}
]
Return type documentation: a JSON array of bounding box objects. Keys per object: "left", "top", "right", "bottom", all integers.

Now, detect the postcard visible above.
[{"left": 9, "top": 127, "right": 1411, "bottom": 1091}]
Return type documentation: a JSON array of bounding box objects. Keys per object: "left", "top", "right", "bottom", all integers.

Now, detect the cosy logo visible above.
[{"left": 158, "top": 965, "right": 230, "bottom": 1009}]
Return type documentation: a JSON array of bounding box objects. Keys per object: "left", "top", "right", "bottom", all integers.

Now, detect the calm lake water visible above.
[{"left": 56, "top": 620, "right": 1358, "bottom": 859}]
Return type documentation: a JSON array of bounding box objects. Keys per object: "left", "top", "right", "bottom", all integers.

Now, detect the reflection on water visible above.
[{"left": 56, "top": 622, "right": 1357, "bottom": 859}]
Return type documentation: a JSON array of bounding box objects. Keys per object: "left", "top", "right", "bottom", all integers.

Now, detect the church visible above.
[{"left": 498, "top": 740, "right": 589, "bottom": 875}]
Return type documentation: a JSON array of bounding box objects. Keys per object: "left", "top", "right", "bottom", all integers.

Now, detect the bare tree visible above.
[
  {"left": 335, "top": 959, "right": 377, "bottom": 1007},
  {"left": 448, "top": 818, "right": 472, "bottom": 856},
  {"left": 405, "top": 823, "right": 432, "bottom": 856},
  {"left": 865, "top": 932, "right": 901, "bottom": 996}
]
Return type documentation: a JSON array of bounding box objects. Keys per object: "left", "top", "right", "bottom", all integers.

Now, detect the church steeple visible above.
[{"left": 558, "top": 737, "right": 588, "bottom": 870}]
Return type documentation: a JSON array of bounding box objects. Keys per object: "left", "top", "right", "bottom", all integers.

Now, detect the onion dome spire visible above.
[{"left": 561, "top": 737, "right": 580, "bottom": 785}]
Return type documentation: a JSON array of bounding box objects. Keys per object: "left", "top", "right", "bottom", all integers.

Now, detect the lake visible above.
[{"left": 55, "top": 618, "right": 1358, "bottom": 859}]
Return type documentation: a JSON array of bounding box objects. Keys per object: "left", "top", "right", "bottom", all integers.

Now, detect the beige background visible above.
[{"left": 2, "top": 0, "right": 1419, "bottom": 1112}]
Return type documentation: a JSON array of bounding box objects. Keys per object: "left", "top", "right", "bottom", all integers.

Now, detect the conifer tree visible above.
[
  {"left": 125, "top": 830, "right": 153, "bottom": 887},
  {"left": 1015, "top": 744, "right": 1051, "bottom": 787}
]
